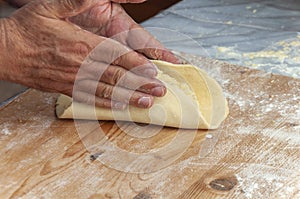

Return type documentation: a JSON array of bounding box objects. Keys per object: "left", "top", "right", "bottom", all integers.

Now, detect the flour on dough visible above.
[{"left": 56, "top": 60, "right": 229, "bottom": 129}]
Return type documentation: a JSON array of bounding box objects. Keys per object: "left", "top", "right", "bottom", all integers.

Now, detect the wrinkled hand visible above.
[
  {"left": 4, "top": 0, "right": 180, "bottom": 62},
  {"left": 70, "top": 0, "right": 180, "bottom": 64},
  {"left": 0, "top": 0, "right": 169, "bottom": 109}
]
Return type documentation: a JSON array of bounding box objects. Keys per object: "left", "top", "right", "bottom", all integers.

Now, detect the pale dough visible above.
[{"left": 56, "top": 60, "right": 229, "bottom": 129}]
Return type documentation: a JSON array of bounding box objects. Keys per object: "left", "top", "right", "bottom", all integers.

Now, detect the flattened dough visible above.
[{"left": 56, "top": 60, "right": 229, "bottom": 129}]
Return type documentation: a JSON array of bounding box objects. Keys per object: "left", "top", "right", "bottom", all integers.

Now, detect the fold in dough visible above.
[{"left": 56, "top": 60, "right": 229, "bottom": 129}]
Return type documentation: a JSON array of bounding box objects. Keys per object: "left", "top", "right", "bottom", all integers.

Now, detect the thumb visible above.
[{"left": 28, "top": 0, "right": 99, "bottom": 19}]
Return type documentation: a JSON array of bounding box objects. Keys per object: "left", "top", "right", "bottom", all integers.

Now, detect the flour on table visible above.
[{"left": 1, "top": 127, "right": 11, "bottom": 136}]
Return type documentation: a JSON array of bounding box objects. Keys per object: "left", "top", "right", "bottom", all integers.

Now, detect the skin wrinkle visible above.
[
  {"left": 69, "top": 1, "right": 111, "bottom": 34},
  {"left": 99, "top": 85, "right": 112, "bottom": 99},
  {"left": 132, "top": 35, "right": 156, "bottom": 53},
  {"left": 41, "top": 0, "right": 96, "bottom": 19},
  {"left": 110, "top": 67, "right": 126, "bottom": 85},
  {"left": 37, "top": 68, "right": 76, "bottom": 83},
  {"left": 22, "top": 2, "right": 58, "bottom": 19},
  {"left": 37, "top": 50, "right": 80, "bottom": 73}
]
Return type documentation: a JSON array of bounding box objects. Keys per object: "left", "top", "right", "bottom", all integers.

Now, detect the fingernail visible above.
[
  {"left": 151, "top": 86, "right": 166, "bottom": 97},
  {"left": 138, "top": 96, "right": 152, "bottom": 108},
  {"left": 113, "top": 102, "right": 127, "bottom": 110},
  {"left": 144, "top": 68, "right": 157, "bottom": 77}
]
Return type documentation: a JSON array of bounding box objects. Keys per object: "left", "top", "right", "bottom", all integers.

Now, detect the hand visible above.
[
  {"left": 0, "top": 0, "right": 166, "bottom": 109},
  {"left": 5, "top": 0, "right": 181, "bottom": 63},
  {"left": 69, "top": 0, "right": 181, "bottom": 64}
]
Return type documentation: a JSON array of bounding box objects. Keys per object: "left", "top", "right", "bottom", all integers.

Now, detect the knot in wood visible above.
[
  {"left": 209, "top": 177, "right": 237, "bottom": 191},
  {"left": 133, "top": 191, "right": 152, "bottom": 199},
  {"left": 90, "top": 151, "right": 104, "bottom": 161}
]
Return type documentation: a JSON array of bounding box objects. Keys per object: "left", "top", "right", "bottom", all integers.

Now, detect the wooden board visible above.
[{"left": 0, "top": 54, "right": 299, "bottom": 198}]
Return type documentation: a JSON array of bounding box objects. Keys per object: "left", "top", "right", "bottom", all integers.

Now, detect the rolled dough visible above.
[{"left": 56, "top": 60, "right": 229, "bottom": 129}]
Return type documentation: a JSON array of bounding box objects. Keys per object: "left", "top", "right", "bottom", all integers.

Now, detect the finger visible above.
[
  {"left": 80, "top": 61, "right": 166, "bottom": 97},
  {"left": 123, "top": 27, "right": 181, "bottom": 64},
  {"left": 113, "top": 29, "right": 181, "bottom": 64},
  {"left": 138, "top": 47, "right": 181, "bottom": 64},
  {"left": 89, "top": 38, "right": 158, "bottom": 78},
  {"left": 76, "top": 79, "right": 155, "bottom": 108},
  {"left": 101, "top": 65, "right": 166, "bottom": 97},
  {"left": 73, "top": 90, "right": 127, "bottom": 109},
  {"left": 112, "top": 51, "right": 158, "bottom": 77}
]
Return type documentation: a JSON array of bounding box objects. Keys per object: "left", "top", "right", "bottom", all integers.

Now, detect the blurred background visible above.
[{"left": 123, "top": 0, "right": 181, "bottom": 23}]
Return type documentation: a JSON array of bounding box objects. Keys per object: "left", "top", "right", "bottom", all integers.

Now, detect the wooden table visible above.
[{"left": 0, "top": 55, "right": 299, "bottom": 198}]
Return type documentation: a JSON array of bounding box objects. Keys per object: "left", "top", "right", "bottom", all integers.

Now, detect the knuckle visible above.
[
  {"left": 97, "top": 85, "right": 113, "bottom": 99},
  {"left": 112, "top": 69, "right": 125, "bottom": 85},
  {"left": 105, "top": 67, "right": 125, "bottom": 85},
  {"left": 74, "top": 42, "right": 90, "bottom": 57},
  {"left": 149, "top": 48, "right": 162, "bottom": 60},
  {"left": 112, "top": 48, "right": 131, "bottom": 65}
]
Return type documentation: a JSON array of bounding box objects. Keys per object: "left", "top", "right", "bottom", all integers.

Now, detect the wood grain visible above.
[{"left": 0, "top": 55, "right": 299, "bottom": 198}]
